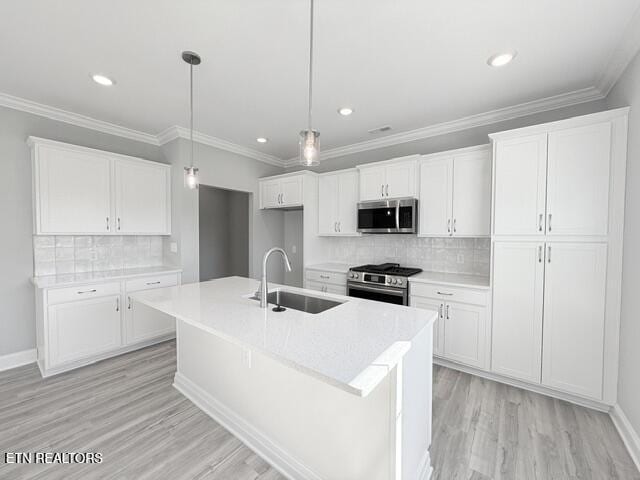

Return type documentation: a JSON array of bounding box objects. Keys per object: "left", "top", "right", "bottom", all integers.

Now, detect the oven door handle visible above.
[{"left": 348, "top": 283, "right": 405, "bottom": 297}]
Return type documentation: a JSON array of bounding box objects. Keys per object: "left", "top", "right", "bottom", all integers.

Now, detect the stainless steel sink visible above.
[{"left": 250, "top": 290, "right": 343, "bottom": 314}]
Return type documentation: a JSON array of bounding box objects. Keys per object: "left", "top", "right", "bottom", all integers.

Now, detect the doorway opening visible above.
[{"left": 198, "top": 185, "right": 250, "bottom": 281}]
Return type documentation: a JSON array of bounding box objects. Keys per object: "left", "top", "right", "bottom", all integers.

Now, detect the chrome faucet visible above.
[{"left": 257, "top": 247, "right": 292, "bottom": 308}]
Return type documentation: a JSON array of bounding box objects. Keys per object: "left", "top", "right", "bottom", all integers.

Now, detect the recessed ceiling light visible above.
[
  {"left": 256, "top": 137, "right": 268, "bottom": 143},
  {"left": 92, "top": 74, "right": 115, "bottom": 86},
  {"left": 338, "top": 107, "right": 354, "bottom": 116},
  {"left": 487, "top": 51, "right": 517, "bottom": 67}
]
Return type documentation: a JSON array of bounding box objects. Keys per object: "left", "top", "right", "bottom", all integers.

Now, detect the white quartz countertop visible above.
[
  {"left": 305, "top": 262, "right": 352, "bottom": 274},
  {"left": 31, "top": 266, "right": 183, "bottom": 288},
  {"left": 132, "top": 276, "right": 436, "bottom": 397},
  {"left": 408, "top": 271, "right": 490, "bottom": 289}
]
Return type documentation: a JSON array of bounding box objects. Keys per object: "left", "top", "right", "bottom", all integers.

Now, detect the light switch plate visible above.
[{"left": 170, "top": 242, "right": 178, "bottom": 253}]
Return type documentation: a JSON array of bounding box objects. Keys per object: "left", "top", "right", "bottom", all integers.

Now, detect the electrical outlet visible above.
[
  {"left": 170, "top": 242, "right": 178, "bottom": 253},
  {"left": 242, "top": 348, "right": 252, "bottom": 368}
]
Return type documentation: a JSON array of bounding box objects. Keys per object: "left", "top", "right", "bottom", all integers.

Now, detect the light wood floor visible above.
[{"left": 0, "top": 341, "right": 637, "bottom": 480}]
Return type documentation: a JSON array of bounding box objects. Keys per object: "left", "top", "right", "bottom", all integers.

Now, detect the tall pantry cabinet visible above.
[{"left": 489, "top": 108, "right": 628, "bottom": 405}]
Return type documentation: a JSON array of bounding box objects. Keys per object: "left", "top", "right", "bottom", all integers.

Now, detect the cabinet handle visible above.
[
  {"left": 445, "top": 304, "right": 450, "bottom": 320},
  {"left": 453, "top": 218, "right": 457, "bottom": 233},
  {"left": 547, "top": 245, "right": 551, "bottom": 263},
  {"left": 337, "top": 221, "right": 341, "bottom": 232},
  {"left": 334, "top": 222, "right": 337, "bottom": 232},
  {"left": 146, "top": 281, "right": 161, "bottom": 285},
  {"left": 281, "top": 193, "right": 284, "bottom": 204},
  {"left": 385, "top": 184, "right": 389, "bottom": 196},
  {"left": 127, "top": 296, "right": 132, "bottom": 310},
  {"left": 538, "top": 245, "right": 543, "bottom": 263},
  {"left": 116, "top": 297, "right": 120, "bottom": 312},
  {"left": 438, "top": 303, "right": 443, "bottom": 319},
  {"left": 548, "top": 213, "right": 552, "bottom": 232},
  {"left": 437, "top": 291, "right": 453, "bottom": 296},
  {"left": 538, "top": 214, "right": 543, "bottom": 232},
  {"left": 77, "top": 289, "right": 97, "bottom": 294},
  {"left": 117, "top": 217, "right": 121, "bottom": 231},
  {"left": 320, "top": 275, "right": 330, "bottom": 279},
  {"left": 106, "top": 217, "right": 110, "bottom": 231},
  {"left": 447, "top": 219, "right": 451, "bottom": 234},
  {"left": 381, "top": 185, "right": 384, "bottom": 197}
]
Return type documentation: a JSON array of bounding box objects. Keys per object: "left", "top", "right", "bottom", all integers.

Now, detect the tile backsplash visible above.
[
  {"left": 327, "top": 236, "right": 490, "bottom": 276},
  {"left": 33, "top": 236, "right": 165, "bottom": 276}
]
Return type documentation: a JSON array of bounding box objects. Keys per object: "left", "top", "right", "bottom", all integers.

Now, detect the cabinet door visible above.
[
  {"left": 48, "top": 295, "right": 122, "bottom": 366},
  {"left": 324, "top": 284, "right": 347, "bottom": 296},
  {"left": 36, "top": 146, "right": 112, "bottom": 234},
  {"left": 493, "top": 134, "right": 548, "bottom": 235},
  {"left": 546, "top": 123, "right": 611, "bottom": 236},
  {"left": 443, "top": 302, "right": 487, "bottom": 369},
  {"left": 385, "top": 162, "right": 416, "bottom": 198},
  {"left": 125, "top": 297, "right": 175, "bottom": 345},
  {"left": 115, "top": 160, "right": 170, "bottom": 234},
  {"left": 452, "top": 151, "right": 491, "bottom": 236},
  {"left": 281, "top": 177, "right": 303, "bottom": 206},
  {"left": 542, "top": 242, "right": 607, "bottom": 399},
  {"left": 337, "top": 171, "right": 360, "bottom": 235},
  {"left": 261, "top": 180, "right": 281, "bottom": 208},
  {"left": 411, "top": 297, "right": 444, "bottom": 356},
  {"left": 359, "top": 166, "right": 386, "bottom": 201},
  {"left": 491, "top": 242, "right": 544, "bottom": 383},
  {"left": 318, "top": 175, "right": 339, "bottom": 235},
  {"left": 418, "top": 158, "right": 453, "bottom": 236}
]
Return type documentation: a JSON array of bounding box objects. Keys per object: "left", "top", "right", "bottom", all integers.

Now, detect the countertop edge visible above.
[{"left": 31, "top": 267, "right": 184, "bottom": 288}]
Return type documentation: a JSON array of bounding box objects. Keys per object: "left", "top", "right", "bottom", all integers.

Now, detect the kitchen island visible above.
[{"left": 132, "top": 276, "right": 436, "bottom": 480}]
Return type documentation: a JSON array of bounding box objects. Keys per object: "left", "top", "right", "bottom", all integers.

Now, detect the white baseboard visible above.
[
  {"left": 0, "top": 348, "right": 36, "bottom": 372},
  {"left": 173, "top": 372, "right": 322, "bottom": 480},
  {"left": 610, "top": 404, "right": 640, "bottom": 473}
]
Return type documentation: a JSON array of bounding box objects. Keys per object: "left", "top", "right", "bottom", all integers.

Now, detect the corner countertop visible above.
[
  {"left": 408, "top": 271, "right": 490, "bottom": 290},
  {"left": 305, "top": 262, "right": 352, "bottom": 274},
  {"left": 131, "top": 276, "right": 436, "bottom": 397},
  {"left": 31, "top": 266, "right": 183, "bottom": 289}
]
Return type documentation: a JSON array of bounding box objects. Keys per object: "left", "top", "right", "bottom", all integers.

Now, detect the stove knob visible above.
[
  {"left": 354, "top": 273, "right": 359, "bottom": 279},
  {"left": 397, "top": 279, "right": 403, "bottom": 286},
  {"left": 387, "top": 278, "right": 393, "bottom": 284},
  {"left": 349, "top": 272, "right": 354, "bottom": 278}
]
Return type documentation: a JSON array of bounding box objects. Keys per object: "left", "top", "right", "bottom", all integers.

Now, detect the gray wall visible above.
[
  {"left": 286, "top": 100, "right": 607, "bottom": 173},
  {"left": 283, "top": 210, "right": 303, "bottom": 287},
  {"left": 161, "top": 138, "right": 285, "bottom": 285},
  {"left": 198, "top": 186, "right": 250, "bottom": 281},
  {"left": 0, "top": 106, "right": 166, "bottom": 357},
  {"left": 606, "top": 50, "right": 640, "bottom": 434}
]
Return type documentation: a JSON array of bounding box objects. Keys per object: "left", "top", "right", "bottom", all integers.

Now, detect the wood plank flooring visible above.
[{"left": 0, "top": 341, "right": 638, "bottom": 479}]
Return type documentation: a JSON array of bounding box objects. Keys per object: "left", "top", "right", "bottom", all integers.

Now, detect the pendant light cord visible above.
[
  {"left": 189, "top": 62, "right": 194, "bottom": 168},
  {"left": 307, "top": 0, "right": 314, "bottom": 130}
]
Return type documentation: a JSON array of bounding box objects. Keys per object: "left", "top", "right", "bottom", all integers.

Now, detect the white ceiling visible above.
[{"left": 1, "top": 0, "right": 639, "bottom": 162}]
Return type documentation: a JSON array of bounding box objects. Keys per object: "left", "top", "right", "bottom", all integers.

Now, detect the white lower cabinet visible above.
[
  {"left": 491, "top": 241, "right": 607, "bottom": 400},
  {"left": 304, "top": 268, "right": 347, "bottom": 295},
  {"left": 35, "top": 272, "right": 181, "bottom": 377},
  {"left": 48, "top": 295, "right": 122, "bottom": 366},
  {"left": 410, "top": 283, "right": 489, "bottom": 370}
]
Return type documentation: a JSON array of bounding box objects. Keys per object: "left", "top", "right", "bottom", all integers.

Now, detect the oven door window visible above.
[
  {"left": 348, "top": 285, "right": 406, "bottom": 305},
  {"left": 358, "top": 207, "right": 397, "bottom": 230}
]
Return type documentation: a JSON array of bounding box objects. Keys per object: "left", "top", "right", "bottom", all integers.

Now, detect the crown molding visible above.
[
  {"left": 156, "top": 126, "right": 285, "bottom": 167},
  {"left": 283, "top": 86, "right": 605, "bottom": 166},
  {"left": 0, "top": 92, "right": 160, "bottom": 145},
  {"left": 596, "top": 5, "right": 640, "bottom": 96}
]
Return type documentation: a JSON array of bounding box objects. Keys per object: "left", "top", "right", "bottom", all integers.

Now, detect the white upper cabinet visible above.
[
  {"left": 419, "top": 146, "right": 491, "bottom": 237},
  {"left": 29, "top": 137, "right": 171, "bottom": 235},
  {"left": 32, "top": 142, "right": 113, "bottom": 234},
  {"left": 541, "top": 242, "right": 607, "bottom": 399},
  {"left": 546, "top": 123, "right": 611, "bottom": 236},
  {"left": 115, "top": 160, "right": 171, "bottom": 234},
  {"left": 493, "top": 134, "right": 548, "bottom": 236},
  {"left": 259, "top": 174, "right": 305, "bottom": 209},
  {"left": 358, "top": 157, "right": 418, "bottom": 201},
  {"left": 318, "top": 170, "right": 359, "bottom": 235}
]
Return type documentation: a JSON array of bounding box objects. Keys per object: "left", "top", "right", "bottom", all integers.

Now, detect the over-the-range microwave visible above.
[{"left": 357, "top": 197, "right": 418, "bottom": 234}]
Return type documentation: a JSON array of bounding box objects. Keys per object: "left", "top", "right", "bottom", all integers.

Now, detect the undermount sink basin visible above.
[{"left": 250, "top": 289, "right": 344, "bottom": 314}]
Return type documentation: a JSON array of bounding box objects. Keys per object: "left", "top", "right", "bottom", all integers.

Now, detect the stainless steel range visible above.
[{"left": 347, "top": 263, "right": 422, "bottom": 305}]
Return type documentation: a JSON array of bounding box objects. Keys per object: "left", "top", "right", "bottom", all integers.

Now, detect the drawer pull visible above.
[
  {"left": 146, "top": 281, "right": 161, "bottom": 285},
  {"left": 319, "top": 275, "right": 330, "bottom": 279},
  {"left": 116, "top": 297, "right": 120, "bottom": 312},
  {"left": 127, "top": 296, "right": 132, "bottom": 310},
  {"left": 77, "top": 289, "right": 97, "bottom": 294},
  {"left": 436, "top": 291, "right": 453, "bottom": 296}
]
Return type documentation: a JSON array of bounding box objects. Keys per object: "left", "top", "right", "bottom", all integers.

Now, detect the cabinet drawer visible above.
[
  {"left": 305, "top": 270, "right": 347, "bottom": 286},
  {"left": 409, "top": 283, "right": 488, "bottom": 306},
  {"left": 125, "top": 274, "right": 179, "bottom": 293},
  {"left": 47, "top": 281, "right": 121, "bottom": 305}
]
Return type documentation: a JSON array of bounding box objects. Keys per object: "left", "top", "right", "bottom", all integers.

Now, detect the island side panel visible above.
[
  {"left": 174, "top": 319, "right": 397, "bottom": 480},
  {"left": 402, "top": 325, "right": 433, "bottom": 480}
]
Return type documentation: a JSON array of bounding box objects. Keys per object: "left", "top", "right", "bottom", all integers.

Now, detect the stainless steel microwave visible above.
[{"left": 357, "top": 198, "right": 418, "bottom": 234}]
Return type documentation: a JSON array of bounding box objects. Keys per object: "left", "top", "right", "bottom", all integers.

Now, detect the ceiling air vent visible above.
[{"left": 367, "top": 125, "right": 392, "bottom": 134}]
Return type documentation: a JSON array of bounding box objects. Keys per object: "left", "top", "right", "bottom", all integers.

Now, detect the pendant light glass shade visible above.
[
  {"left": 299, "top": 130, "right": 320, "bottom": 166},
  {"left": 182, "top": 50, "right": 201, "bottom": 190},
  {"left": 184, "top": 166, "right": 199, "bottom": 189}
]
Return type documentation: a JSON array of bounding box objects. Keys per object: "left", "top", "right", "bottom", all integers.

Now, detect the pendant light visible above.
[
  {"left": 182, "top": 51, "right": 201, "bottom": 189},
  {"left": 299, "top": 0, "right": 320, "bottom": 166}
]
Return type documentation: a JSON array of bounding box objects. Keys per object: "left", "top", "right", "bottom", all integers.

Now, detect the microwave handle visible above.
[{"left": 395, "top": 200, "right": 400, "bottom": 230}]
